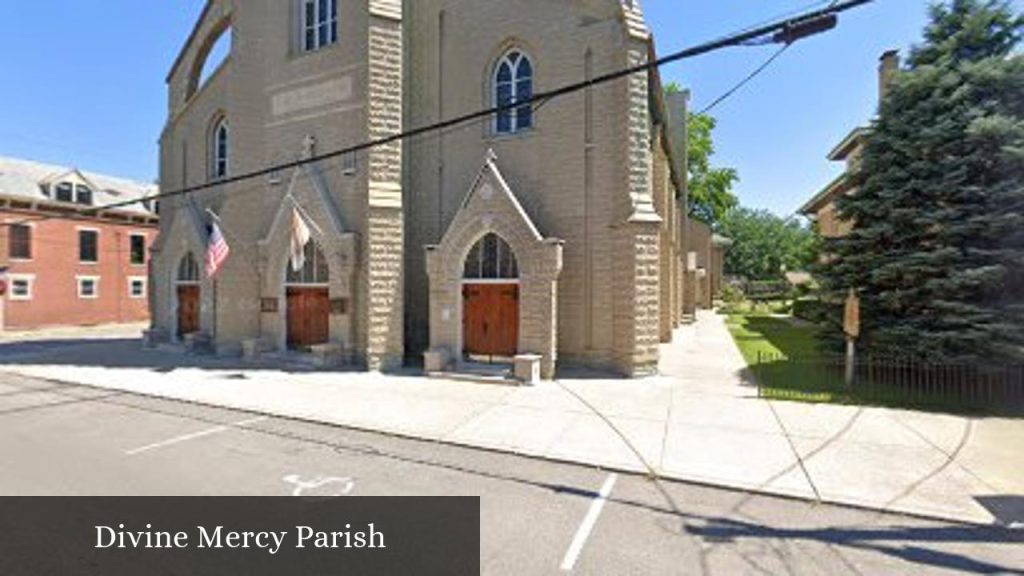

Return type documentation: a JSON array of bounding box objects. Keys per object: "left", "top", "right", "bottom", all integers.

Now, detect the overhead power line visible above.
[
  {"left": 2, "top": 0, "right": 873, "bottom": 229},
  {"left": 697, "top": 44, "right": 792, "bottom": 116}
]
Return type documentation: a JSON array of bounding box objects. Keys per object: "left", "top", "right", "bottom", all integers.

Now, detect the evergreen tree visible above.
[{"left": 821, "top": 0, "right": 1024, "bottom": 362}]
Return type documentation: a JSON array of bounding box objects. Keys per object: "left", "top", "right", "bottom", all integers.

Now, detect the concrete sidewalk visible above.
[{"left": 1, "top": 312, "right": 1021, "bottom": 526}]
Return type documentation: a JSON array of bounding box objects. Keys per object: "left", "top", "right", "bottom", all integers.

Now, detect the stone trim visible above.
[
  {"left": 152, "top": 201, "right": 215, "bottom": 342},
  {"left": 364, "top": 14, "right": 404, "bottom": 371},
  {"left": 257, "top": 164, "right": 359, "bottom": 352},
  {"left": 425, "top": 154, "right": 563, "bottom": 379}
]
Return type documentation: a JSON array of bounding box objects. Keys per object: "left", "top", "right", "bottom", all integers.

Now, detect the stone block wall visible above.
[{"left": 365, "top": 10, "right": 405, "bottom": 371}]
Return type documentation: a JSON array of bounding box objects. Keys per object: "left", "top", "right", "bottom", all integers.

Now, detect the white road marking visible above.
[
  {"left": 560, "top": 473, "right": 618, "bottom": 572},
  {"left": 124, "top": 416, "right": 267, "bottom": 456},
  {"left": 283, "top": 474, "right": 356, "bottom": 497}
]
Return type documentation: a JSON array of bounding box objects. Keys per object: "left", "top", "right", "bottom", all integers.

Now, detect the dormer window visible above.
[
  {"left": 303, "top": 0, "right": 338, "bottom": 52},
  {"left": 75, "top": 185, "right": 93, "bottom": 206},
  {"left": 51, "top": 181, "right": 94, "bottom": 205},
  {"left": 55, "top": 182, "right": 74, "bottom": 203}
]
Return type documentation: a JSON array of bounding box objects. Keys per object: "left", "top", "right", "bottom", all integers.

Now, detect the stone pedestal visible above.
[
  {"left": 143, "top": 329, "right": 169, "bottom": 349},
  {"left": 514, "top": 354, "right": 543, "bottom": 385},
  {"left": 310, "top": 342, "right": 347, "bottom": 368},
  {"left": 242, "top": 339, "right": 270, "bottom": 361},
  {"left": 184, "top": 332, "right": 213, "bottom": 355},
  {"left": 423, "top": 348, "right": 451, "bottom": 373}
]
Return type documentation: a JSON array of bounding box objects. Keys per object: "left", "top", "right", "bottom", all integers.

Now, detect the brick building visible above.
[
  {"left": 0, "top": 156, "right": 159, "bottom": 331},
  {"left": 151, "top": 0, "right": 709, "bottom": 377},
  {"left": 800, "top": 50, "right": 900, "bottom": 237}
]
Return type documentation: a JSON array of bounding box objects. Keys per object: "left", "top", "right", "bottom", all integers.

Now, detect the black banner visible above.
[{"left": 0, "top": 497, "right": 479, "bottom": 575}]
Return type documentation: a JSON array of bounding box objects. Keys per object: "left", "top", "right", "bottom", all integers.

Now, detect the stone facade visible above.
[
  {"left": 154, "top": 0, "right": 699, "bottom": 378},
  {"left": 424, "top": 157, "right": 562, "bottom": 378},
  {"left": 152, "top": 0, "right": 404, "bottom": 368}
]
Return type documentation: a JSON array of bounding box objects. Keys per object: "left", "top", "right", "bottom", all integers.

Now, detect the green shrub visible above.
[
  {"left": 721, "top": 284, "right": 745, "bottom": 304},
  {"left": 793, "top": 297, "right": 826, "bottom": 323}
]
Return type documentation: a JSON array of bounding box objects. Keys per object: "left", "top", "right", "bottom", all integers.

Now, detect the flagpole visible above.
[
  {"left": 286, "top": 192, "right": 325, "bottom": 237},
  {"left": 213, "top": 277, "right": 218, "bottom": 345}
]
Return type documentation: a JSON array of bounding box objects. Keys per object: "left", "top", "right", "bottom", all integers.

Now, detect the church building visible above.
[{"left": 150, "top": 0, "right": 707, "bottom": 378}]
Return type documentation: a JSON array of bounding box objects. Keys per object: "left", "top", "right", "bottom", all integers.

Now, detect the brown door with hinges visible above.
[
  {"left": 287, "top": 287, "right": 330, "bottom": 350},
  {"left": 463, "top": 283, "right": 519, "bottom": 359},
  {"left": 177, "top": 285, "right": 200, "bottom": 338}
]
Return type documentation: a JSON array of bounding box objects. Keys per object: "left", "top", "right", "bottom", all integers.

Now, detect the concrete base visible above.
[
  {"left": 215, "top": 342, "right": 243, "bottom": 358},
  {"left": 423, "top": 348, "right": 451, "bottom": 373},
  {"left": 142, "top": 329, "right": 170, "bottom": 349},
  {"left": 242, "top": 339, "right": 271, "bottom": 361},
  {"left": 310, "top": 343, "right": 347, "bottom": 368},
  {"left": 514, "top": 354, "right": 542, "bottom": 385},
  {"left": 183, "top": 332, "right": 213, "bottom": 355}
]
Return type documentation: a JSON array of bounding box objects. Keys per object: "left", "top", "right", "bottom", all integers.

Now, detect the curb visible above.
[{"left": 4, "top": 369, "right": 1012, "bottom": 531}]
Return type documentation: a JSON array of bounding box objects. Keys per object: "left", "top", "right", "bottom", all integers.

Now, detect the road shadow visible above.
[{"left": 685, "top": 515, "right": 1024, "bottom": 574}]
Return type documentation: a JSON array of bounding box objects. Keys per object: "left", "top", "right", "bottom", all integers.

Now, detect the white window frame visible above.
[
  {"left": 302, "top": 0, "right": 338, "bottom": 53},
  {"left": 129, "top": 232, "right": 148, "bottom": 266},
  {"left": 74, "top": 184, "right": 94, "bottom": 206},
  {"left": 8, "top": 274, "right": 35, "bottom": 301},
  {"left": 54, "top": 181, "right": 75, "bottom": 203},
  {"left": 128, "top": 276, "right": 147, "bottom": 299},
  {"left": 492, "top": 50, "right": 535, "bottom": 135},
  {"left": 77, "top": 227, "right": 101, "bottom": 265},
  {"left": 77, "top": 275, "right": 100, "bottom": 300}
]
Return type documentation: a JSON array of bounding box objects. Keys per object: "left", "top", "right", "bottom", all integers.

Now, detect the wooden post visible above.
[{"left": 844, "top": 289, "right": 861, "bottom": 390}]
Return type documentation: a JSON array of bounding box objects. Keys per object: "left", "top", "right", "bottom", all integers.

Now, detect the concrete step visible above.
[{"left": 427, "top": 362, "right": 518, "bottom": 386}]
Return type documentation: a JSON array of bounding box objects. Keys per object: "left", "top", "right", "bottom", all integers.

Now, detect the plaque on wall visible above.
[
  {"left": 261, "top": 298, "right": 279, "bottom": 313},
  {"left": 330, "top": 298, "right": 349, "bottom": 316}
]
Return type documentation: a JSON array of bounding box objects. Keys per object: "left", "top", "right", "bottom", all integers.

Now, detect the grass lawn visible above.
[
  {"left": 724, "top": 311, "right": 839, "bottom": 403},
  {"left": 723, "top": 310, "right": 997, "bottom": 413}
]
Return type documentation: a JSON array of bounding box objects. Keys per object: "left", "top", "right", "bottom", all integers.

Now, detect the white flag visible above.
[{"left": 289, "top": 207, "right": 312, "bottom": 273}]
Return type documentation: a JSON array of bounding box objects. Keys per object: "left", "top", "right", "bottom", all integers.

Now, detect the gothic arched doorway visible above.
[
  {"left": 285, "top": 242, "right": 330, "bottom": 350},
  {"left": 462, "top": 233, "right": 519, "bottom": 362},
  {"left": 176, "top": 252, "right": 201, "bottom": 339}
]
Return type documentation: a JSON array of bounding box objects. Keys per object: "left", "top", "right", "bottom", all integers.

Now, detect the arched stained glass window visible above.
[
  {"left": 211, "top": 117, "right": 229, "bottom": 180},
  {"left": 493, "top": 50, "right": 533, "bottom": 135},
  {"left": 286, "top": 242, "right": 330, "bottom": 285},
  {"left": 178, "top": 252, "right": 201, "bottom": 283},
  {"left": 464, "top": 233, "right": 518, "bottom": 280}
]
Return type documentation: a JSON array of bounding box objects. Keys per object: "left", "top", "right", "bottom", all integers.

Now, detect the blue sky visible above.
[{"left": 0, "top": 1, "right": 991, "bottom": 215}]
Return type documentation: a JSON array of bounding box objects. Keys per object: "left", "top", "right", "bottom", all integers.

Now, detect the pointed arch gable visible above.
[
  {"left": 152, "top": 201, "right": 214, "bottom": 340},
  {"left": 425, "top": 153, "right": 563, "bottom": 379},
  {"left": 257, "top": 163, "right": 358, "bottom": 351},
  {"left": 434, "top": 154, "right": 556, "bottom": 281},
  {"left": 263, "top": 165, "right": 348, "bottom": 244},
  {"left": 259, "top": 164, "right": 356, "bottom": 295},
  {"left": 151, "top": 200, "right": 207, "bottom": 256}
]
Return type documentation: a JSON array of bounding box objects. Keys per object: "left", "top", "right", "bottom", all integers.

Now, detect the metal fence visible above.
[{"left": 754, "top": 351, "right": 1024, "bottom": 413}]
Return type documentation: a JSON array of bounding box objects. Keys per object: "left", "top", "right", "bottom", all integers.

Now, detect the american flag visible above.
[{"left": 205, "top": 222, "right": 230, "bottom": 279}]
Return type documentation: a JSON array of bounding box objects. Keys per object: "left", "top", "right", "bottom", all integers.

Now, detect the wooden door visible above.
[
  {"left": 463, "top": 283, "right": 519, "bottom": 359},
  {"left": 287, "top": 287, "right": 330, "bottom": 350},
  {"left": 177, "top": 285, "right": 200, "bottom": 338}
]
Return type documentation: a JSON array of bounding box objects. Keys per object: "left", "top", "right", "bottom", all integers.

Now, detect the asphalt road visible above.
[{"left": 0, "top": 371, "right": 1020, "bottom": 575}]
